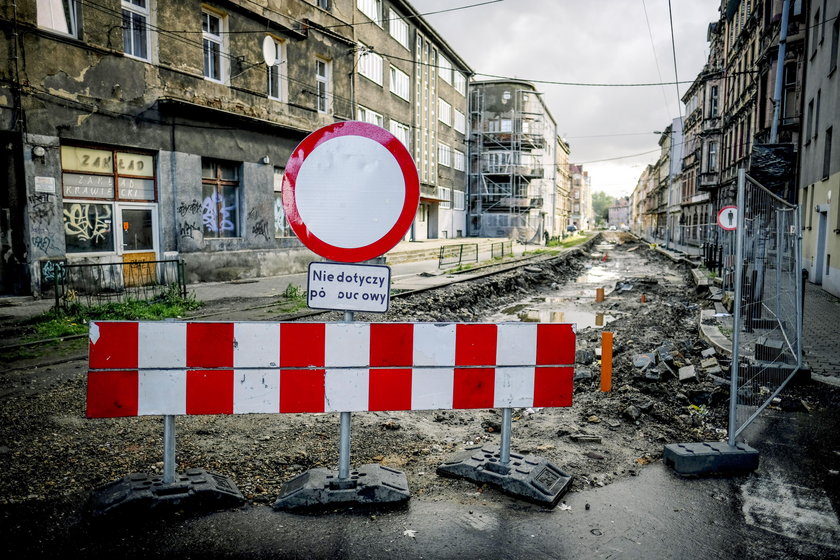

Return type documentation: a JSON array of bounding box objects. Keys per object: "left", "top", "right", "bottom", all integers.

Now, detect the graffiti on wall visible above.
[
  {"left": 63, "top": 203, "right": 112, "bottom": 242},
  {"left": 28, "top": 193, "right": 56, "bottom": 226},
  {"left": 41, "top": 259, "right": 66, "bottom": 283},
  {"left": 202, "top": 192, "right": 236, "bottom": 234},
  {"left": 177, "top": 199, "right": 202, "bottom": 217}
]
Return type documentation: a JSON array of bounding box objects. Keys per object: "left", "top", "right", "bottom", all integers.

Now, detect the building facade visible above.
[
  {"left": 0, "top": 0, "right": 471, "bottom": 295},
  {"left": 799, "top": 0, "right": 840, "bottom": 296},
  {"left": 568, "top": 163, "right": 592, "bottom": 232},
  {"left": 467, "top": 80, "right": 557, "bottom": 241}
]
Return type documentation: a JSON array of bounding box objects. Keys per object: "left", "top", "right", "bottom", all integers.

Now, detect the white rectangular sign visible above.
[{"left": 307, "top": 262, "right": 391, "bottom": 313}]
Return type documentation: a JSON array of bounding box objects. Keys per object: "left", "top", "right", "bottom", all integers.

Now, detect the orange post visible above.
[
  {"left": 601, "top": 331, "right": 613, "bottom": 392},
  {"left": 640, "top": 293, "right": 647, "bottom": 303},
  {"left": 595, "top": 287, "right": 604, "bottom": 302}
]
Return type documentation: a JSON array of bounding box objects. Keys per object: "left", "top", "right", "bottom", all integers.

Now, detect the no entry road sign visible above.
[{"left": 282, "top": 121, "right": 420, "bottom": 262}]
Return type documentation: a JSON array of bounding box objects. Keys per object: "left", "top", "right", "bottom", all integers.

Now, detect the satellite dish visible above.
[{"left": 262, "top": 35, "right": 277, "bottom": 66}]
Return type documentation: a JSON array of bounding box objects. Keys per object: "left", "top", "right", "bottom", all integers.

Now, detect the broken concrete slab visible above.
[
  {"left": 633, "top": 353, "right": 656, "bottom": 370},
  {"left": 701, "top": 347, "right": 717, "bottom": 358},
  {"left": 678, "top": 365, "right": 697, "bottom": 382},
  {"left": 570, "top": 434, "right": 603, "bottom": 443}
]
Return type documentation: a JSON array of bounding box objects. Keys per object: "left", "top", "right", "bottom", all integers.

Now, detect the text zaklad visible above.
[{"left": 310, "top": 269, "right": 386, "bottom": 289}]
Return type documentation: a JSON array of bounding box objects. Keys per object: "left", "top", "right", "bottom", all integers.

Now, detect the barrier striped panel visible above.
[{"left": 87, "top": 321, "right": 575, "bottom": 418}]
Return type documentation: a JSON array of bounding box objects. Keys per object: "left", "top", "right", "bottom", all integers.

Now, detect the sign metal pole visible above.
[
  {"left": 163, "top": 414, "right": 176, "bottom": 484},
  {"left": 338, "top": 310, "right": 354, "bottom": 480}
]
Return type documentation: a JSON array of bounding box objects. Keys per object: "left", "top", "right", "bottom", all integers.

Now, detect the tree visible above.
[{"left": 591, "top": 191, "right": 615, "bottom": 226}]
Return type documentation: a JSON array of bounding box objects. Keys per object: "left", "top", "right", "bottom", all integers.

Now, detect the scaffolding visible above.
[{"left": 469, "top": 85, "right": 548, "bottom": 241}]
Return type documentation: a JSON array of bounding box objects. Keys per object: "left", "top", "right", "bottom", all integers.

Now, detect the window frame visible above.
[
  {"left": 267, "top": 37, "right": 287, "bottom": 101},
  {"left": 122, "top": 0, "right": 151, "bottom": 61},
  {"left": 357, "top": 105, "right": 384, "bottom": 127},
  {"left": 453, "top": 148, "right": 465, "bottom": 172},
  {"left": 37, "top": 0, "right": 80, "bottom": 38},
  {"left": 453, "top": 71, "right": 466, "bottom": 96},
  {"left": 453, "top": 109, "right": 466, "bottom": 134},
  {"left": 438, "top": 98, "right": 452, "bottom": 127},
  {"left": 358, "top": 47, "right": 384, "bottom": 86},
  {"left": 357, "top": 0, "right": 382, "bottom": 26},
  {"left": 316, "top": 58, "right": 332, "bottom": 114},
  {"left": 273, "top": 167, "right": 295, "bottom": 238},
  {"left": 389, "top": 120, "right": 411, "bottom": 150},
  {"left": 201, "top": 159, "right": 240, "bottom": 239},
  {"left": 389, "top": 65, "right": 410, "bottom": 101},
  {"left": 438, "top": 55, "right": 452, "bottom": 84},
  {"left": 388, "top": 9, "right": 410, "bottom": 50},
  {"left": 438, "top": 142, "right": 452, "bottom": 168},
  {"left": 439, "top": 186, "right": 451, "bottom": 209},
  {"left": 202, "top": 9, "right": 226, "bottom": 84},
  {"left": 823, "top": 126, "right": 833, "bottom": 181}
]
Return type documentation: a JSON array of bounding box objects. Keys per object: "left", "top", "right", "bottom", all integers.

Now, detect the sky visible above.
[{"left": 410, "top": 0, "right": 722, "bottom": 198}]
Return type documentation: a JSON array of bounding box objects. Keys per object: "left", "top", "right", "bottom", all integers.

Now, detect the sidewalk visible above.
[
  {"left": 803, "top": 281, "right": 840, "bottom": 383},
  {"left": 0, "top": 237, "right": 533, "bottom": 323}
]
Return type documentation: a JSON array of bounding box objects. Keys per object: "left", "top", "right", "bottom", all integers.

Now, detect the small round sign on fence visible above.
[
  {"left": 717, "top": 206, "right": 738, "bottom": 231},
  {"left": 281, "top": 121, "right": 420, "bottom": 263}
]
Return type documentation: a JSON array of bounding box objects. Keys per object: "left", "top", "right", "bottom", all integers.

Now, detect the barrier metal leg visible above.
[
  {"left": 499, "top": 408, "right": 512, "bottom": 465},
  {"left": 273, "top": 309, "right": 410, "bottom": 510},
  {"left": 163, "top": 414, "right": 176, "bottom": 484}
]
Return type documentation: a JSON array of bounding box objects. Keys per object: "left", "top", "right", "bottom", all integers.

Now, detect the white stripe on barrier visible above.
[
  {"left": 412, "top": 367, "right": 454, "bottom": 410},
  {"left": 326, "top": 323, "right": 370, "bottom": 367},
  {"left": 233, "top": 323, "right": 279, "bottom": 368},
  {"left": 325, "top": 368, "right": 369, "bottom": 412},
  {"left": 139, "top": 322, "right": 186, "bottom": 369},
  {"left": 139, "top": 369, "right": 186, "bottom": 415},
  {"left": 233, "top": 369, "right": 280, "bottom": 414},
  {"left": 413, "top": 323, "right": 456, "bottom": 366},
  {"left": 495, "top": 324, "right": 537, "bottom": 407}
]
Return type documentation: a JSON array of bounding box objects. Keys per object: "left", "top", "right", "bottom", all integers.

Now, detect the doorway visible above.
[{"left": 118, "top": 204, "right": 158, "bottom": 287}]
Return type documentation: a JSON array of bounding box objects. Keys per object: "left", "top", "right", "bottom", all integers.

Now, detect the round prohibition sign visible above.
[
  {"left": 282, "top": 121, "right": 420, "bottom": 263},
  {"left": 717, "top": 205, "right": 738, "bottom": 231}
]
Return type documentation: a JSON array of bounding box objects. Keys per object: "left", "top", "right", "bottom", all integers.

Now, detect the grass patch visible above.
[
  {"left": 546, "top": 235, "right": 590, "bottom": 249},
  {"left": 27, "top": 285, "right": 203, "bottom": 342},
  {"left": 272, "top": 283, "right": 308, "bottom": 314}
]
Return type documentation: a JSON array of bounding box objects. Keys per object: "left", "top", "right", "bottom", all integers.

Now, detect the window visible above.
[
  {"left": 453, "top": 109, "right": 466, "bottom": 134},
  {"left": 815, "top": 89, "right": 821, "bottom": 139},
  {"left": 389, "top": 65, "right": 410, "bottom": 100},
  {"left": 122, "top": 1, "right": 150, "bottom": 60},
  {"left": 201, "top": 160, "right": 239, "bottom": 238},
  {"left": 316, "top": 58, "right": 331, "bottom": 113},
  {"left": 831, "top": 15, "right": 839, "bottom": 74},
  {"left": 782, "top": 62, "right": 797, "bottom": 121},
  {"left": 438, "top": 55, "right": 452, "bottom": 84},
  {"left": 453, "top": 72, "right": 466, "bottom": 96},
  {"left": 318, "top": 0, "right": 331, "bottom": 10},
  {"left": 273, "top": 167, "right": 294, "bottom": 238},
  {"left": 357, "top": 0, "right": 382, "bottom": 26},
  {"left": 438, "top": 98, "right": 451, "bottom": 126},
  {"left": 438, "top": 143, "right": 451, "bottom": 167},
  {"left": 824, "top": 127, "right": 833, "bottom": 180},
  {"left": 709, "top": 85, "right": 719, "bottom": 117},
  {"left": 454, "top": 190, "right": 465, "bottom": 211},
  {"left": 389, "top": 120, "right": 410, "bottom": 150},
  {"left": 453, "top": 149, "right": 465, "bottom": 172},
  {"left": 357, "top": 106, "right": 383, "bottom": 127},
  {"left": 389, "top": 10, "right": 409, "bottom": 49},
  {"left": 439, "top": 187, "right": 451, "bottom": 209},
  {"left": 38, "top": 0, "right": 80, "bottom": 36},
  {"left": 807, "top": 98, "right": 815, "bottom": 140},
  {"left": 359, "top": 47, "right": 383, "bottom": 85},
  {"left": 707, "top": 142, "right": 718, "bottom": 172},
  {"left": 60, "top": 145, "right": 156, "bottom": 254},
  {"left": 813, "top": 8, "right": 821, "bottom": 55},
  {"left": 267, "top": 38, "right": 287, "bottom": 101},
  {"left": 202, "top": 10, "right": 225, "bottom": 83}
]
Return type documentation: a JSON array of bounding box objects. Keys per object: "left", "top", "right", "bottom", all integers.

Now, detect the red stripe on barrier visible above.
[
  {"left": 534, "top": 323, "right": 575, "bottom": 407},
  {"left": 187, "top": 370, "right": 234, "bottom": 414},
  {"left": 369, "top": 323, "right": 413, "bottom": 411},
  {"left": 86, "top": 370, "right": 138, "bottom": 417},
  {"left": 280, "top": 323, "right": 325, "bottom": 413},
  {"left": 90, "top": 322, "right": 138, "bottom": 369},
  {"left": 453, "top": 324, "right": 496, "bottom": 409},
  {"left": 187, "top": 323, "right": 234, "bottom": 368}
]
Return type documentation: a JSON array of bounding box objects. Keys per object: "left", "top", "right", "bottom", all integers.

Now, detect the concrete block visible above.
[
  {"left": 701, "top": 347, "right": 717, "bottom": 358},
  {"left": 701, "top": 357, "right": 720, "bottom": 370},
  {"left": 663, "top": 441, "right": 759, "bottom": 475},
  {"left": 678, "top": 364, "right": 697, "bottom": 382}
]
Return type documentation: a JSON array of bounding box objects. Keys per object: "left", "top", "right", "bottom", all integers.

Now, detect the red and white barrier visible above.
[{"left": 87, "top": 321, "right": 575, "bottom": 418}]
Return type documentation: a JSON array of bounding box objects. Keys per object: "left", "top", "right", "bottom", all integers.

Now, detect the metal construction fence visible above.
[
  {"left": 46, "top": 259, "right": 187, "bottom": 311},
  {"left": 438, "top": 243, "right": 479, "bottom": 269},
  {"left": 491, "top": 240, "right": 513, "bottom": 259},
  {"left": 728, "top": 170, "right": 802, "bottom": 444}
]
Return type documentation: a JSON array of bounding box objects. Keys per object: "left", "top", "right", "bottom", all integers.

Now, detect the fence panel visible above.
[
  {"left": 438, "top": 243, "right": 479, "bottom": 268},
  {"left": 728, "top": 170, "right": 802, "bottom": 444},
  {"left": 491, "top": 240, "right": 512, "bottom": 259},
  {"left": 52, "top": 259, "right": 186, "bottom": 310}
]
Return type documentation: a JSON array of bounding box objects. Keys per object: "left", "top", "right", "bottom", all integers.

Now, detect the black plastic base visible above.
[
  {"left": 437, "top": 445, "right": 572, "bottom": 507},
  {"left": 273, "top": 464, "right": 410, "bottom": 511},
  {"left": 90, "top": 468, "right": 245, "bottom": 517},
  {"left": 663, "top": 441, "right": 759, "bottom": 475}
]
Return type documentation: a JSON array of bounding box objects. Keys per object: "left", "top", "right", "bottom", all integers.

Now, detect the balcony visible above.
[{"left": 697, "top": 171, "right": 720, "bottom": 191}]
